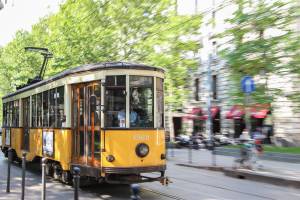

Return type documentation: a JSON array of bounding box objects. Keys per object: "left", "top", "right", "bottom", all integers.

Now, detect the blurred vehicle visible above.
[{"left": 175, "top": 134, "right": 190, "bottom": 148}]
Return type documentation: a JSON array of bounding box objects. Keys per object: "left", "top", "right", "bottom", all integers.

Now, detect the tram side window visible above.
[
  {"left": 46, "top": 86, "right": 65, "bottom": 128},
  {"left": 43, "top": 91, "right": 49, "bottom": 127},
  {"left": 49, "top": 88, "right": 56, "bottom": 127},
  {"left": 105, "top": 75, "right": 126, "bottom": 128},
  {"left": 3, "top": 103, "right": 7, "bottom": 126},
  {"left": 156, "top": 78, "right": 164, "bottom": 128},
  {"left": 56, "top": 86, "right": 65, "bottom": 127},
  {"left": 12, "top": 100, "right": 19, "bottom": 127},
  {"left": 8, "top": 101, "right": 13, "bottom": 127},
  {"left": 130, "top": 76, "right": 154, "bottom": 128},
  {"left": 32, "top": 95, "right": 37, "bottom": 127},
  {"left": 37, "top": 93, "right": 43, "bottom": 127}
]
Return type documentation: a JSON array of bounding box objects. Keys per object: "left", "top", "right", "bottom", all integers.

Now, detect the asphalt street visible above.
[{"left": 0, "top": 148, "right": 299, "bottom": 200}]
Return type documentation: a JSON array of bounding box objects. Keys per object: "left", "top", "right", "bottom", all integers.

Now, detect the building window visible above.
[
  {"left": 212, "top": 75, "right": 217, "bottom": 100},
  {"left": 130, "top": 76, "right": 154, "bottom": 128},
  {"left": 104, "top": 75, "right": 126, "bottom": 128},
  {"left": 156, "top": 78, "right": 164, "bottom": 128},
  {"left": 195, "top": 78, "right": 199, "bottom": 101}
]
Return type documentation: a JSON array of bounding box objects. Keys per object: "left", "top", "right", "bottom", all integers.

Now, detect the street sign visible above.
[{"left": 241, "top": 76, "right": 255, "bottom": 94}]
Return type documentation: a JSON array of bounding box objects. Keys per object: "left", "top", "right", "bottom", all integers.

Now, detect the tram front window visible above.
[
  {"left": 130, "top": 76, "right": 153, "bottom": 128},
  {"left": 105, "top": 75, "right": 126, "bottom": 128}
]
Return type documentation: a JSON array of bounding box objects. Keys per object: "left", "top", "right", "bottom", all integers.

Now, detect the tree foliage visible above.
[
  {"left": 219, "top": 0, "right": 299, "bottom": 105},
  {"left": 0, "top": 0, "right": 202, "bottom": 114}
]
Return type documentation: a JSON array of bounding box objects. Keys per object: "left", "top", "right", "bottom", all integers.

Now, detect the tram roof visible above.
[{"left": 3, "top": 61, "right": 164, "bottom": 99}]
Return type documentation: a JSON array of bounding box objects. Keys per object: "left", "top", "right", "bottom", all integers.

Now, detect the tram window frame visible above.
[
  {"left": 12, "top": 100, "right": 19, "bottom": 127},
  {"left": 36, "top": 93, "right": 43, "bottom": 127},
  {"left": 49, "top": 88, "right": 56, "bottom": 128},
  {"left": 32, "top": 95, "right": 37, "bottom": 127},
  {"left": 129, "top": 76, "right": 154, "bottom": 128},
  {"left": 156, "top": 78, "right": 164, "bottom": 128},
  {"left": 104, "top": 75, "right": 126, "bottom": 128},
  {"left": 8, "top": 101, "right": 13, "bottom": 127},
  {"left": 55, "top": 86, "right": 65, "bottom": 128},
  {"left": 3, "top": 103, "right": 7, "bottom": 127},
  {"left": 38, "top": 86, "right": 65, "bottom": 128},
  {"left": 43, "top": 91, "right": 49, "bottom": 127}
]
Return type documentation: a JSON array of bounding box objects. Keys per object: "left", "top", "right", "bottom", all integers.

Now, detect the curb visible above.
[
  {"left": 176, "top": 164, "right": 224, "bottom": 172},
  {"left": 223, "top": 168, "right": 300, "bottom": 189},
  {"left": 177, "top": 163, "right": 300, "bottom": 189},
  {"left": 215, "top": 147, "right": 300, "bottom": 163}
]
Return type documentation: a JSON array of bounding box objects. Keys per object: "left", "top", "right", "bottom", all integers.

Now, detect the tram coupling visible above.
[{"left": 160, "top": 176, "right": 172, "bottom": 186}]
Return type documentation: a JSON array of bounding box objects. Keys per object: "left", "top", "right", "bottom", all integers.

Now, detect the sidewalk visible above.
[
  {"left": 0, "top": 154, "right": 97, "bottom": 200},
  {"left": 167, "top": 148, "right": 300, "bottom": 188}
]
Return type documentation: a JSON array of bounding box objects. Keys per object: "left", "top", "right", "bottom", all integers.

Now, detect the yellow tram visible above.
[{"left": 1, "top": 62, "right": 166, "bottom": 184}]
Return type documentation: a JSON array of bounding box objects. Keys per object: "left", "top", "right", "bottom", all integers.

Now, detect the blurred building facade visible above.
[{"left": 175, "top": 0, "right": 300, "bottom": 146}]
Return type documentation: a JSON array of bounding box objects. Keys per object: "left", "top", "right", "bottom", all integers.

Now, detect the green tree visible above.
[
  {"left": 0, "top": 0, "right": 201, "bottom": 112},
  {"left": 219, "top": 0, "right": 298, "bottom": 104}
]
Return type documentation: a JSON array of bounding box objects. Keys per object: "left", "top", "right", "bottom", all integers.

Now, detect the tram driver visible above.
[{"left": 117, "top": 108, "right": 138, "bottom": 128}]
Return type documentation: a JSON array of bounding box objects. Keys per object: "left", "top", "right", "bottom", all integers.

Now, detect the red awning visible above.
[
  {"left": 251, "top": 109, "right": 269, "bottom": 119},
  {"left": 226, "top": 105, "right": 245, "bottom": 119},
  {"left": 202, "top": 106, "right": 219, "bottom": 120},
  {"left": 183, "top": 108, "right": 203, "bottom": 120}
]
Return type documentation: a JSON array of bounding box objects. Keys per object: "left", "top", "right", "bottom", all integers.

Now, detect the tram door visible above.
[
  {"left": 72, "top": 82, "right": 101, "bottom": 167},
  {"left": 22, "top": 97, "right": 30, "bottom": 151}
]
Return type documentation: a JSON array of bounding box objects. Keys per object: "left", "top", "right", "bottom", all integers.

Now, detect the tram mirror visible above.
[{"left": 90, "top": 95, "right": 97, "bottom": 112}]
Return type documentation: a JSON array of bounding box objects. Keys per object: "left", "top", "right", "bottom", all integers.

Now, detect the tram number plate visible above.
[{"left": 133, "top": 135, "right": 150, "bottom": 141}]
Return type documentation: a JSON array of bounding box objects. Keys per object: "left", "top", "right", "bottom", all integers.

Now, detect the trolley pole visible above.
[
  {"left": 6, "top": 148, "right": 12, "bottom": 193},
  {"left": 41, "top": 158, "right": 47, "bottom": 200},
  {"left": 21, "top": 152, "right": 27, "bottom": 200}
]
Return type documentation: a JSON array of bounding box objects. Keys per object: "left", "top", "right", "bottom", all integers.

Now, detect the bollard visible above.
[
  {"left": 21, "top": 152, "right": 27, "bottom": 200},
  {"left": 41, "top": 158, "right": 47, "bottom": 200},
  {"left": 188, "top": 140, "right": 192, "bottom": 164},
  {"left": 130, "top": 184, "right": 141, "bottom": 200},
  {"left": 6, "top": 148, "right": 12, "bottom": 193},
  {"left": 73, "top": 167, "right": 80, "bottom": 200}
]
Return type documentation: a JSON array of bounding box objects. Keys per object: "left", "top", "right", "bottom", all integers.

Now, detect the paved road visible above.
[{"left": 0, "top": 149, "right": 299, "bottom": 200}]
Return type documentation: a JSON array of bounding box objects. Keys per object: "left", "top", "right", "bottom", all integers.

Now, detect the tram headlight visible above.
[
  {"left": 106, "top": 155, "right": 115, "bottom": 162},
  {"left": 135, "top": 143, "right": 149, "bottom": 158}
]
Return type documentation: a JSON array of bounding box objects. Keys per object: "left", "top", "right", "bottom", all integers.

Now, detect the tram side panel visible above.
[
  {"left": 53, "top": 129, "right": 72, "bottom": 171},
  {"left": 11, "top": 128, "right": 22, "bottom": 158},
  {"left": 101, "top": 129, "right": 166, "bottom": 168}
]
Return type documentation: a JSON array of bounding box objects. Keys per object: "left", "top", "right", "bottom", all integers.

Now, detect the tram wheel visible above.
[
  {"left": 53, "top": 164, "right": 62, "bottom": 180},
  {"left": 62, "top": 171, "right": 72, "bottom": 185},
  {"left": 45, "top": 163, "right": 54, "bottom": 177}
]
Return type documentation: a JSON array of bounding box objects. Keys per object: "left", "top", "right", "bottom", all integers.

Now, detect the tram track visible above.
[
  {"left": 146, "top": 171, "right": 275, "bottom": 200},
  {"left": 141, "top": 187, "right": 186, "bottom": 200}
]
